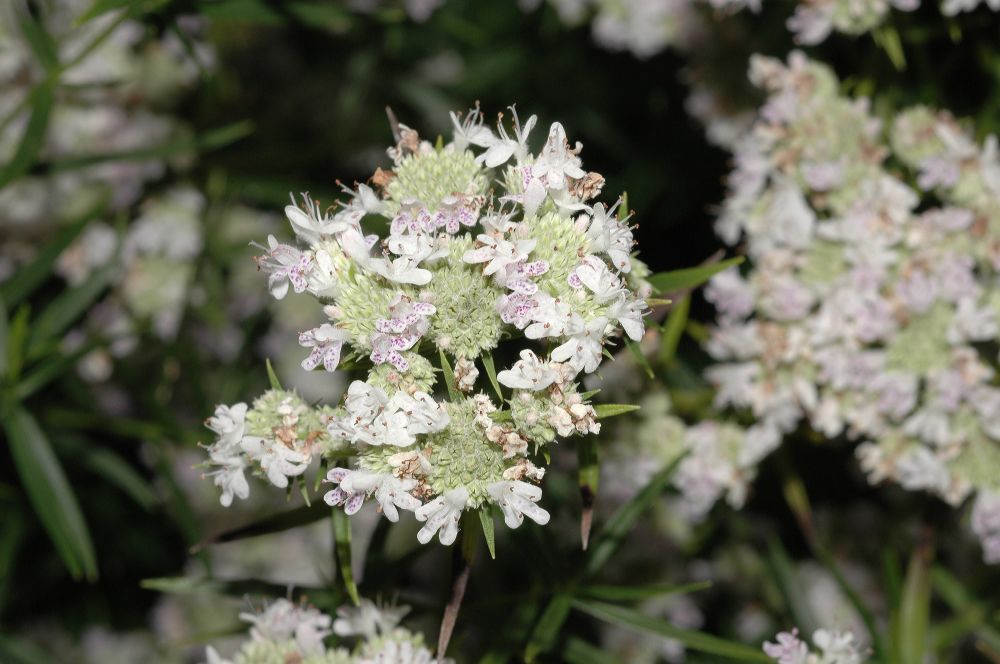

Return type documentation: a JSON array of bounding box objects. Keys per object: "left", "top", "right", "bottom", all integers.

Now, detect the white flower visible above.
[
  {"left": 370, "top": 295, "right": 435, "bottom": 371},
  {"left": 240, "top": 599, "right": 332, "bottom": 656},
  {"left": 205, "top": 453, "right": 250, "bottom": 507},
  {"left": 370, "top": 254, "right": 433, "bottom": 286},
  {"left": 470, "top": 106, "right": 537, "bottom": 167},
  {"left": 254, "top": 235, "right": 311, "bottom": 299},
  {"left": 487, "top": 480, "right": 551, "bottom": 529},
  {"left": 551, "top": 316, "right": 609, "bottom": 374},
  {"left": 763, "top": 629, "right": 809, "bottom": 664},
  {"left": 241, "top": 436, "right": 310, "bottom": 488},
  {"left": 584, "top": 201, "right": 634, "bottom": 273},
  {"left": 324, "top": 468, "right": 421, "bottom": 521},
  {"left": 205, "top": 403, "right": 248, "bottom": 450},
  {"left": 333, "top": 598, "right": 408, "bottom": 639},
  {"left": 329, "top": 381, "right": 446, "bottom": 447},
  {"left": 525, "top": 293, "right": 582, "bottom": 339},
  {"left": 298, "top": 324, "right": 351, "bottom": 372},
  {"left": 415, "top": 487, "right": 469, "bottom": 545},
  {"left": 606, "top": 292, "right": 646, "bottom": 341},
  {"left": 498, "top": 349, "right": 560, "bottom": 390},
  {"left": 463, "top": 235, "right": 537, "bottom": 277},
  {"left": 531, "top": 122, "right": 586, "bottom": 189},
  {"left": 285, "top": 193, "right": 355, "bottom": 244},
  {"left": 572, "top": 255, "right": 625, "bottom": 302}
]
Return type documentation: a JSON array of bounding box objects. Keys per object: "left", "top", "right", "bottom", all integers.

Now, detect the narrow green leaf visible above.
[
  {"left": 525, "top": 593, "right": 572, "bottom": 661},
  {"left": 15, "top": 6, "right": 59, "bottom": 71},
  {"left": 577, "top": 436, "right": 598, "bottom": 550},
  {"left": 439, "top": 349, "right": 460, "bottom": 400},
  {"left": 578, "top": 580, "right": 712, "bottom": 602},
  {"left": 658, "top": 295, "right": 689, "bottom": 366},
  {"left": 617, "top": 192, "right": 629, "bottom": 221},
  {"left": 594, "top": 403, "right": 640, "bottom": 419},
  {"left": 625, "top": 340, "right": 654, "bottom": 380},
  {"left": 47, "top": 121, "right": 254, "bottom": 172},
  {"left": 897, "top": 545, "right": 931, "bottom": 664},
  {"left": 4, "top": 406, "right": 97, "bottom": 580},
  {"left": 647, "top": 256, "right": 744, "bottom": 295},
  {"left": 564, "top": 637, "right": 626, "bottom": 664},
  {"left": 5, "top": 306, "right": 31, "bottom": 385},
  {"left": 265, "top": 358, "right": 283, "bottom": 390},
  {"left": 766, "top": 537, "right": 818, "bottom": 634},
  {"left": 0, "top": 197, "right": 107, "bottom": 307},
  {"left": 191, "top": 502, "right": 327, "bottom": 552},
  {"left": 141, "top": 575, "right": 337, "bottom": 603},
  {"left": 573, "top": 600, "right": 771, "bottom": 662},
  {"left": 0, "top": 81, "right": 55, "bottom": 188},
  {"left": 482, "top": 353, "right": 504, "bottom": 402},
  {"left": 585, "top": 454, "right": 684, "bottom": 576},
  {"left": 28, "top": 263, "right": 116, "bottom": 352},
  {"left": 333, "top": 508, "right": 359, "bottom": 605},
  {"left": 579, "top": 389, "right": 601, "bottom": 400},
  {"left": 478, "top": 507, "right": 496, "bottom": 560},
  {"left": 15, "top": 338, "right": 104, "bottom": 400},
  {"left": 0, "top": 512, "right": 26, "bottom": 606},
  {"left": 0, "top": 634, "right": 62, "bottom": 664},
  {"left": 0, "top": 294, "right": 7, "bottom": 379},
  {"left": 53, "top": 436, "right": 157, "bottom": 512}
]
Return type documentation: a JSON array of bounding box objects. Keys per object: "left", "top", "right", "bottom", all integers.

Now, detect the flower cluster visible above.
[
  {"left": 203, "top": 598, "right": 447, "bottom": 664},
  {"left": 0, "top": 0, "right": 211, "bottom": 279},
  {"left": 202, "top": 390, "right": 341, "bottom": 506},
  {"left": 201, "top": 107, "right": 648, "bottom": 546},
  {"left": 704, "top": 51, "right": 1000, "bottom": 560},
  {"left": 763, "top": 628, "right": 867, "bottom": 664}
]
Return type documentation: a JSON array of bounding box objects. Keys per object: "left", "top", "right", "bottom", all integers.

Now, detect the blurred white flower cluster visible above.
[
  {"left": 703, "top": 51, "right": 1000, "bottom": 561},
  {"left": 0, "top": 0, "right": 212, "bottom": 277},
  {"left": 764, "top": 627, "right": 867, "bottom": 664},
  {"left": 204, "top": 598, "right": 449, "bottom": 664},
  {"left": 527, "top": 0, "right": 998, "bottom": 56},
  {"left": 202, "top": 107, "right": 650, "bottom": 546}
]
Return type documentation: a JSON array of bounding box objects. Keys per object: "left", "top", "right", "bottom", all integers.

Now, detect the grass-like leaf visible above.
[
  {"left": 478, "top": 507, "right": 496, "bottom": 560},
  {"left": 266, "top": 357, "right": 283, "bottom": 390},
  {"left": 4, "top": 406, "right": 97, "bottom": 581},
  {"left": 333, "top": 507, "right": 360, "bottom": 605},
  {"left": 593, "top": 403, "right": 640, "bottom": 419},
  {"left": 577, "top": 580, "right": 712, "bottom": 602},
  {"left": 54, "top": 436, "right": 157, "bottom": 512},
  {"left": 564, "top": 637, "right": 626, "bottom": 664},
  {"left": 191, "top": 502, "right": 328, "bottom": 553},
  {"left": 482, "top": 353, "right": 504, "bottom": 402},
  {"left": 647, "top": 256, "right": 744, "bottom": 295},
  {"left": 27, "top": 263, "right": 116, "bottom": 353},
  {"left": 439, "top": 348, "right": 460, "bottom": 400},
  {"left": 0, "top": 197, "right": 107, "bottom": 308},
  {"left": 894, "top": 544, "right": 931, "bottom": 664},
  {"left": 0, "top": 81, "right": 55, "bottom": 188},
  {"left": 572, "top": 599, "right": 771, "bottom": 662},
  {"left": 525, "top": 593, "right": 572, "bottom": 662},
  {"left": 658, "top": 294, "right": 690, "bottom": 366},
  {"left": 585, "top": 454, "right": 684, "bottom": 576}
]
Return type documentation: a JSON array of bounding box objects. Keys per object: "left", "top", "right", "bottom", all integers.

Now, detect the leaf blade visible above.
[{"left": 647, "top": 256, "right": 744, "bottom": 295}]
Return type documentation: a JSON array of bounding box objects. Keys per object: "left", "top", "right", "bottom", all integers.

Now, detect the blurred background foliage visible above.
[{"left": 2, "top": 0, "right": 1000, "bottom": 662}]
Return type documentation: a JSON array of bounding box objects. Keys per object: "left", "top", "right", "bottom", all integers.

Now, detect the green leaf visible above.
[
  {"left": 0, "top": 197, "right": 108, "bottom": 308},
  {"left": 658, "top": 295, "right": 690, "bottom": 366},
  {"left": 5, "top": 306, "right": 31, "bottom": 383},
  {"left": 482, "top": 353, "right": 504, "bottom": 402},
  {"left": 266, "top": 358, "right": 283, "bottom": 390},
  {"left": 191, "top": 502, "right": 328, "bottom": 553},
  {"left": 3, "top": 406, "right": 97, "bottom": 580},
  {"left": 141, "top": 575, "right": 337, "bottom": 603},
  {"left": 333, "top": 508, "right": 359, "bottom": 605},
  {"left": 585, "top": 454, "right": 684, "bottom": 576},
  {"left": 0, "top": 81, "right": 55, "bottom": 188},
  {"left": 766, "top": 537, "right": 818, "bottom": 634},
  {"left": 53, "top": 436, "right": 157, "bottom": 512},
  {"left": 478, "top": 507, "right": 496, "bottom": 560},
  {"left": 439, "top": 349, "right": 460, "bottom": 400},
  {"left": 28, "top": 263, "right": 117, "bottom": 352},
  {"left": 895, "top": 545, "right": 931, "bottom": 664},
  {"left": 15, "top": 6, "right": 59, "bottom": 71},
  {"left": 572, "top": 600, "right": 770, "bottom": 662},
  {"left": 525, "top": 593, "right": 572, "bottom": 661},
  {"left": 0, "top": 294, "right": 7, "bottom": 380},
  {"left": 0, "top": 511, "right": 26, "bottom": 607},
  {"left": 647, "top": 257, "right": 744, "bottom": 295},
  {"left": 564, "top": 637, "right": 625, "bottom": 664},
  {"left": 577, "top": 435, "right": 598, "bottom": 550},
  {"left": 625, "top": 340, "right": 654, "bottom": 380},
  {"left": 594, "top": 403, "right": 640, "bottom": 419},
  {"left": 76, "top": 0, "right": 168, "bottom": 25},
  {"left": 578, "top": 580, "right": 712, "bottom": 602},
  {"left": 0, "top": 634, "right": 62, "bottom": 664},
  {"left": 47, "top": 121, "right": 254, "bottom": 172},
  {"left": 15, "top": 338, "right": 104, "bottom": 400}
]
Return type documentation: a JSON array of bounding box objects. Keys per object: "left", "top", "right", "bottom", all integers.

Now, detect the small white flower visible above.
[
  {"left": 333, "top": 598, "right": 408, "bottom": 639},
  {"left": 205, "top": 403, "right": 248, "bottom": 450},
  {"left": 525, "top": 293, "right": 582, "bottom": 339},
  {"left": 370, "top": 295, "right": 435, "bottom": 371},
  {"left": 498, "top": 349, "right": 559, "bottom": 390},
  {"left": 205, "top": 453, "right": 250, "bottom": 507},
  {"left": 488, "top": 480, "right": 551, "bottom": 529},
  {"left": 551, "top": 316, "right": 609, "bottom": 374},
  {"left": 415, "top": 486, "right": 469, "bottom": 545},
  {"left": 573, "top": 255, "right": 625, "bottom": 302},
  {"left": 298, "top": 324, "right": 351, "bottom": 372},
  {"left": 370, "top": 254, "right": 433, "bottom": 286},
  {"left": 240, "top": 599, "right": 332, "bottom": 656},
  {"left": 532, "top": 122, "right": 586, "bottom": 189},
  {"left": 254, "top": 235, "right": 311, "bottom": 299},
  {"left": 241, "top": 436, "right": 310, "bottom": 488},
  {"left": 584, "top": 202, "right": 634, "bottom": 273},
  {"left": 470, "top": 106, "right": 537, "bottom": 167},
  {"left": 324, "top": 468, "right": 421, "bottom": 521}
]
